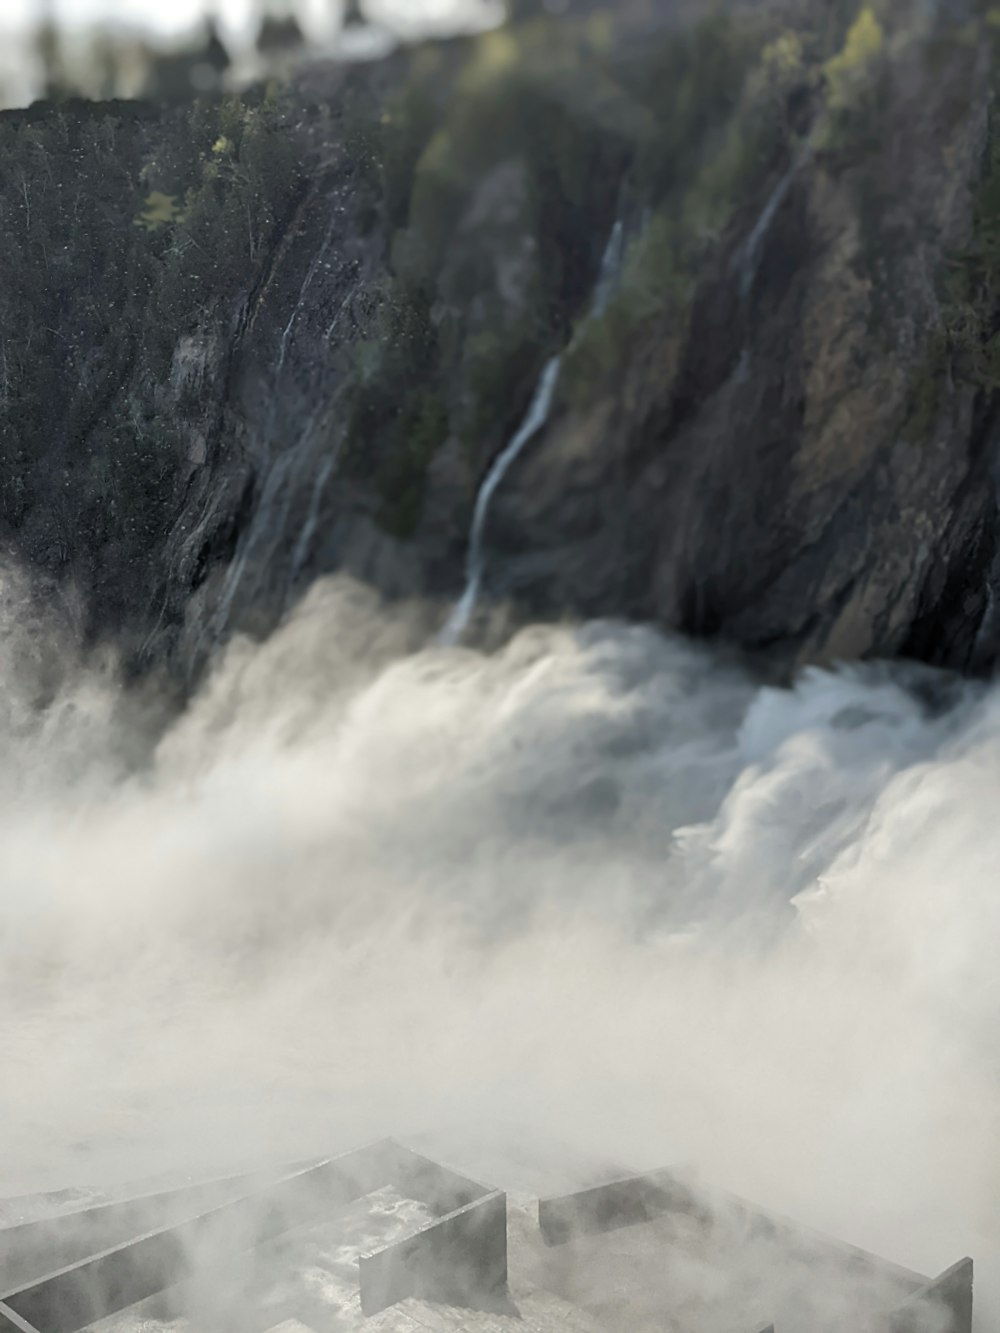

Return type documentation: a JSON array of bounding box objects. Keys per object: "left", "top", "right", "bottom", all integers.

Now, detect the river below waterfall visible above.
[{"left": 0, "top": 574, "right": 996, "bottom": 1328}]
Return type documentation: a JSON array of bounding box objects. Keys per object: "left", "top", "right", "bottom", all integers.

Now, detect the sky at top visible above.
[{"left": 0, "top": 0, "right": 505, "bottom": 42}]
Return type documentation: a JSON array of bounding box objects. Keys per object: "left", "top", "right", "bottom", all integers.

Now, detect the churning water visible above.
[{"left": 0, "top": 572, "right": 997, "bottom": 1327}]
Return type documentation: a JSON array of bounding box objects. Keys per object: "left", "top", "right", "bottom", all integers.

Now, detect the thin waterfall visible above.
[
  {"left": 290, "top": 445, "right": 339, "bottom": 584},
  {"left": 439, "top": 356, "right": 562, "bottom": 646},
  {"left": 440, "top": 220, "right": 626, "bottom": 645},
  {"left": 735, "top": 147, "right": 812, "bottom": 302},
  {"left": 736, "top": 167, "right": 795, "bottom": 300},
  {"left": 210, "top": 447, "right": 300, "bottom": 640},
  {"left": 592, "top": 218, "right": 625, "bottom": 320}
]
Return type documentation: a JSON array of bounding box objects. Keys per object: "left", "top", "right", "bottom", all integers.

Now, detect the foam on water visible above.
[{"left": 0, "top": 574, "right": 996, "bottom": 1327}]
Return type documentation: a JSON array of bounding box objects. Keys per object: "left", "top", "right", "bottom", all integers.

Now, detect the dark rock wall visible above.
[{"left": 3, "top": 2, "right": 1000, "bottom": 679}]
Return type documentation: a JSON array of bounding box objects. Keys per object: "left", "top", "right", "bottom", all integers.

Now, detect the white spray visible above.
[{"left": 0, "top": 577, "right": 998, "bottom": 1328}]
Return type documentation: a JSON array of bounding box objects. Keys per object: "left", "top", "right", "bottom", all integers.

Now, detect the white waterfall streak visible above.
[
  {"left": 439, "top": 355, "right": 561, "bottom": 645},
  {"left": 736, "top": 147, "right": 815, "bottom": 302},
  {"left": 591, "top": 218, "right": 625, "bottom": 320},
  {"left": 442, "top": 219, "right": 626, "bottom": 643}
]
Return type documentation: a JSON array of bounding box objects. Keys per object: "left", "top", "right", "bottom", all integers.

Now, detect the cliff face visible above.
[
  {"left": 496, "top": 8, "right": 1000, "bottom": 672},
  {"left": 2, "top": 1, "right": 1000, "bottom": 679}
]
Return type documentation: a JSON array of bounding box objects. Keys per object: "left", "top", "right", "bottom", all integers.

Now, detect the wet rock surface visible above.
[{"left": 3, "top": 1, "right": 1000, "bottom": 679}]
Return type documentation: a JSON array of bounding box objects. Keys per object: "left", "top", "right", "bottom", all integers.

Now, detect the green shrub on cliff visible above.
[
  {"left": 0, "top": 90, "right": 307, "bottom": 622},
  {"left": 632, "top": 13, "right": 764, "bottom": 203},
  {"left": 826, "top": 7, "right": 884, "bottom": 104},
  {"left": 562, "top": 11, "right": 794, "bottom": 406},
  {"left": 135, "top": 189, "right": 184, "bottom": 230},
  {"left": 376, "top": 18, "right": 650, "bottom": 477},
  {"left": 152, "top": 93, "right": 302, "bottom": 334},
  {"left": 819, "top": 5, "right": 887, "bottom": 148},
  {"left": 562, "top": 211, "right": 695, "bottom": 403}
]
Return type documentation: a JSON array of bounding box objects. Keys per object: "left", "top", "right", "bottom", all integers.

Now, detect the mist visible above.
[{"left": 0, "top": 567, "right": 995, "bottom": 1327}]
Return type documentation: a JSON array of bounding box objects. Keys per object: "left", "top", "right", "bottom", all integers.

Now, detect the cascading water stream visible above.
[
  {"left": 591, "top": 218, "right": 625, "bottom": 319},
  {"left": 440, "top": 220, "right": 626, "bottom": 645},
  {"left": 290, "top": 447, "right": 339, "bottom": 585},
  {"left": 439, "top": 356, "right": 562, "bottom": 645},
  {"left": 736, "top": 168, "right": 796, "bottom": 301},
  {"left": 719, "top": 149, "right": 814, "bottom": 392},
  {"left": 735, "top": 146, "right": 815, "bottom": 302}
]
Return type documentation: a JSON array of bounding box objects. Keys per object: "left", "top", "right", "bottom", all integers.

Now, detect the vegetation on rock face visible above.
[
  {"left": 342, "top": 13, "right": 659, "bottom": 532},
  {"left": 148, "top": 93, "right": 304, "bottom": 360},
  {"left": 562, "top": 10, "right": 803, "bottom": 406},
  {"left": 562, "top": 212, "right": 691, "bottom": 402},
  {"left": 341, "top": 280, "right": 447, "bottom": 539},
  {"left": 2, "top": 0, "right": 898, "bottom": 590},
  {"left": 348, "top": 5, "right": 832, "bottom": 513},
  {"left": 3, "top": 0, "right": 1000, "bottom": 673},
  {"left": 821, "top": 5, "right": 886, "bottom": 144},
  {"left": 940, "top": 102, "right": 1000, "bottom": 393},
  {"left": 0, "top": 1, "right": 941, "bottom": 566},
  {"left": 0, "top": 89, "right": 304, "bottom": 628},
  {"left": 901, "top": 22, "right": 1000, "bottom": 439},
  {"left": 630, "top": 12, "right": 768, "bottom": 202}
]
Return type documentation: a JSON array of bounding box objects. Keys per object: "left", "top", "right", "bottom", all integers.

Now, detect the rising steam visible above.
[{"left": 0, "top": 569, "right": 996, "bottom": 1328}]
